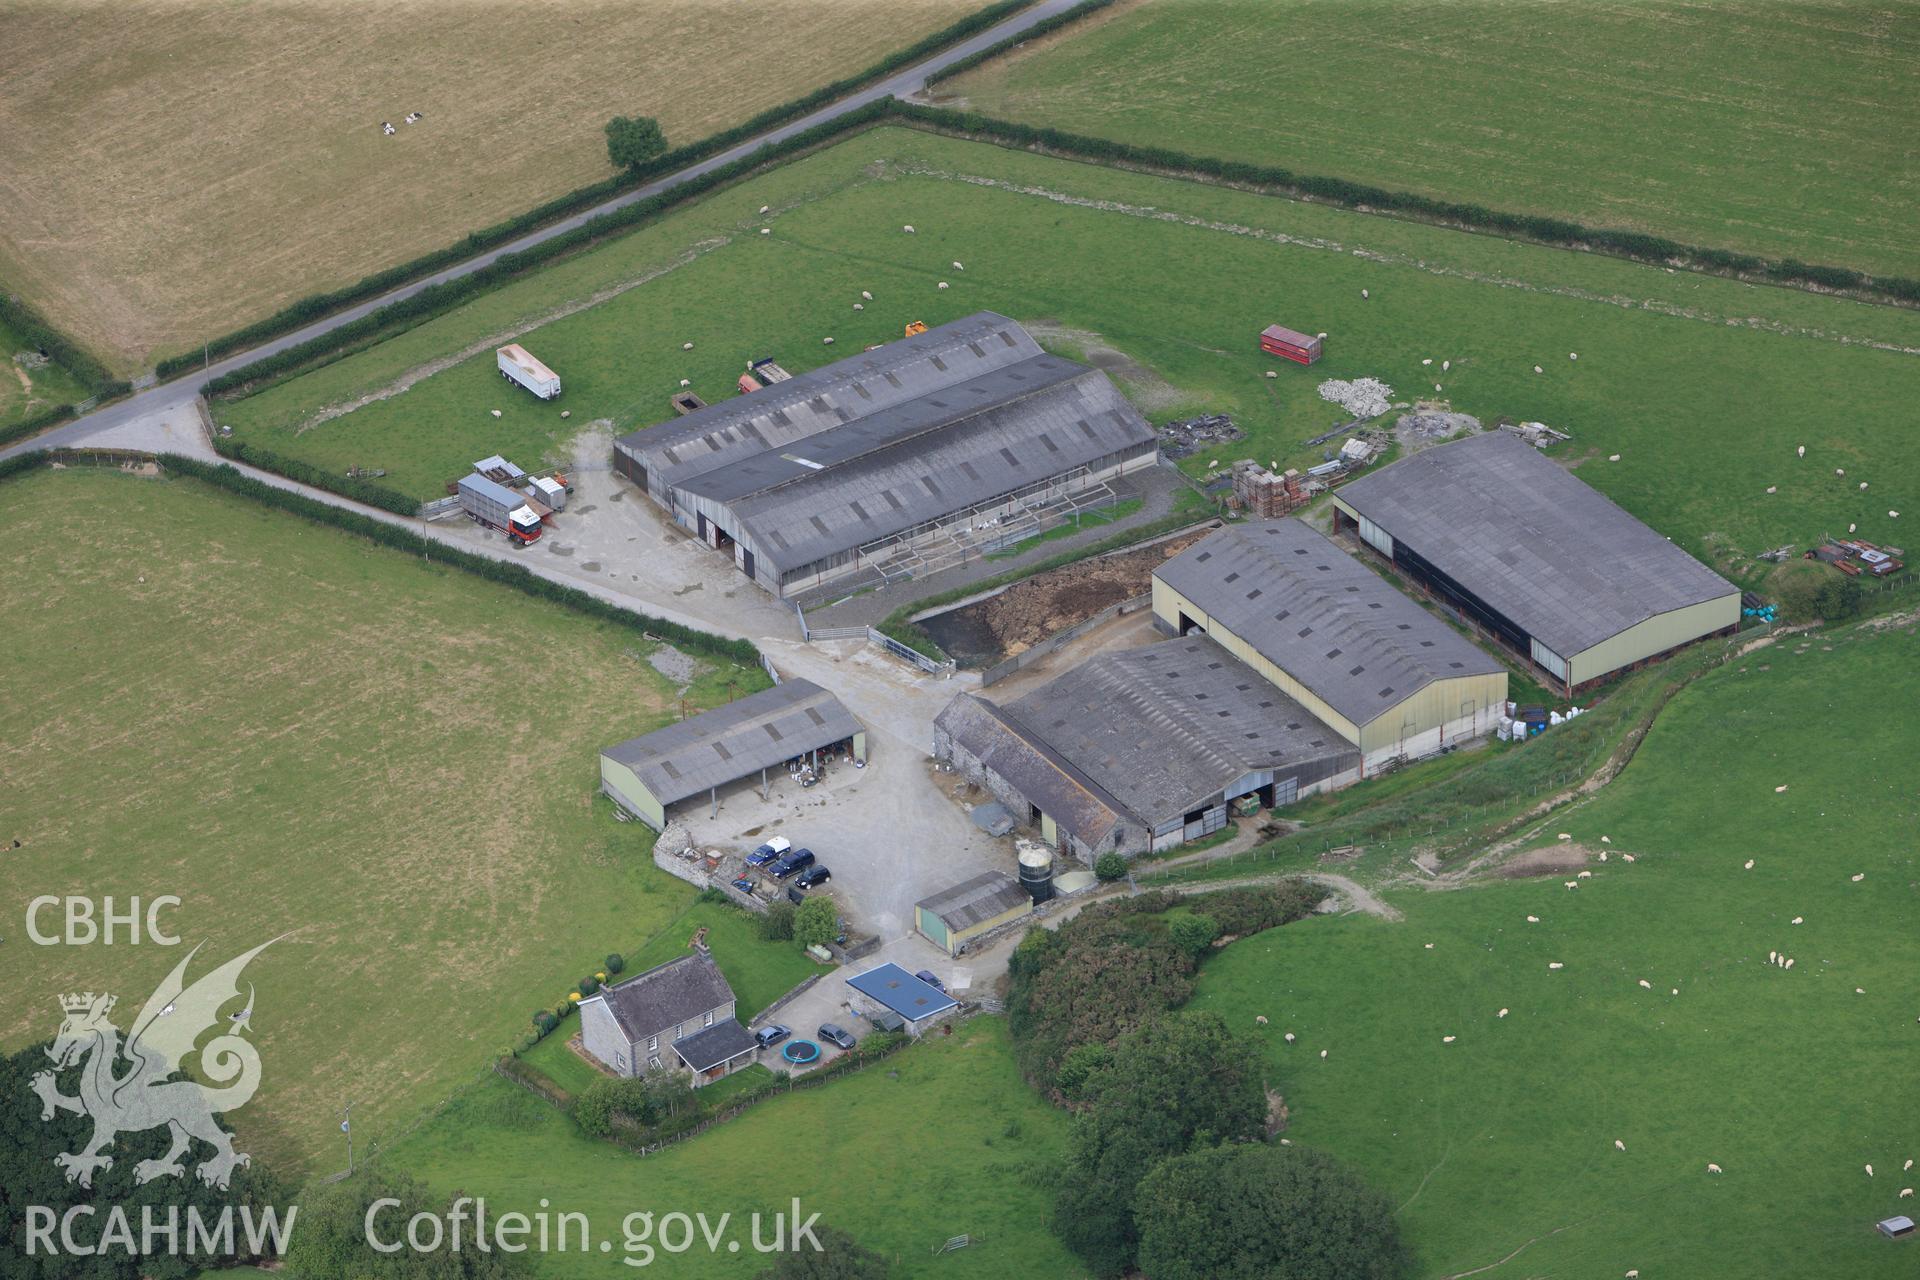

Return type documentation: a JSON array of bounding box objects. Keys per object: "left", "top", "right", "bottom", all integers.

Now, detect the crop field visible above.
[
  {"left": 1190, "top": 617, "right": 1920, "bottom": 1278},
  {"left": 1, "top": 314, "right": 89, "bottom": 428},
  {"left": 940, "top": 0, "right": 1920, "bottom": 279},
  {"left": 0, "top": 465, "right": 771, "bottom": 1172},
  {"left": 223, "top": 126, "right": 1920, "bottom": 593},
  {"left": 0, "top": 0, "right": 981, "bottom": 373},
  {"left": 392, "top": 1017, "right": 1086, "bottom": 1277}
]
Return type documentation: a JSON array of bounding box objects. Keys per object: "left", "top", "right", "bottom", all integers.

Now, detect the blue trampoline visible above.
[{"left": 782, "top": 1040, "right": 820, "bottom": 1065}]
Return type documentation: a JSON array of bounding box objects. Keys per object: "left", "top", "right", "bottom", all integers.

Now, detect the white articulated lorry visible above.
[
  {"left": 456, "top": 474, "right": 543, "bottom": 546},
  {"left": 497, "top": 343, "right": 562, "bottom": 399}
]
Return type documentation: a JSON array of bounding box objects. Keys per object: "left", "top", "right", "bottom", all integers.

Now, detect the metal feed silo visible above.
[{"left": 1017, "top": 843, "right": 1054, "bottom": 904}]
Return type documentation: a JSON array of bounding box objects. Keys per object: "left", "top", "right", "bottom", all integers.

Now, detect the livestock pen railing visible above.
[{"left": 795, "top": 612, "right": 957, "bottom": 677}]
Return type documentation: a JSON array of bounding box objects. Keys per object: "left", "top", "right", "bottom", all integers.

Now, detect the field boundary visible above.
[
  {"left": 922, "top": 0, "right": 1120, "bottom": 88},
  {"left": 1, "top": 291, "right": 129, "bottom": 400},
  {"left": 152, "top": 0, "right": 1037, "bottom": 383},
  {"left": 887, "top": 102, "right": 1920, "bottom": 310}
]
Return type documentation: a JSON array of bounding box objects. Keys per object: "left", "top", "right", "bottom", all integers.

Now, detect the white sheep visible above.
[
  {"left": 1791, "top": 916, "right": 1803, "bottom": 925},
  {"left": 1533, "top": 365, "right": 1543, "bottom": 374},
  {"left": 1601, "top": 836, "right": 1611, "bottom": 843},
  {"left": 1622, "top": 854, "right": 1636, "bottom": 863},
  {"left": 1861, "top": 482, "right": 1869, "bottom": 490},
  {"left": 861, "top": 290, "right": 873, "bottom": 300},
  {"left": 952, "top": 261, "right": 964, "bottom": 270},
  {"left": 1424, "top": 942, "right": 1435, "bottom": 950},
  {"left": 1549, "top": 962, "right": 1565, "bottom": 970},
  {"left": 1785, "top": 958, "right": 1795, "bottom": 969},
  {"left": 682, "top": 342, "right": 694, "bottom": 351},
  {"left": 1837, "top": 468, "right": 1846, "bottom": 476},
  {"left": 1361, "top": 288, "right": 1369, "bottom": 299},
  {"left": 1442, "top": 360, "right": 1451, "bottom": 371},
  {"left": 1526, "top": 915, "right": 1540, "bottom": 923},
  {"left": 1255, "top": 1014, "right": 1268, "bottom": 1024},
  {"left": 903, "top": 225, "right": 915, "bottom": 233},
  {"left": 1497, "top": 1008, "right": 1509, "bottom": 1018},
  {"left": 853, "top": 303, "right": 864, "bottom": 311},
  {"left": 1627, "top": 1271, "right": 1640, "bottom": 1279},
  {"left": 1422, "top": 358, "right": 1432, "bottom": 366},
  {"left": 1890, "top": 510, "right": 1901, "bottom": 519},
  {"left": 1558, "top": 832, "right": 1571, "bottom": 840},
  {"left": 1902, "top": 1188, "right": 1915, "bottom": 1198},
  {"left": 823, "top": 337, "right": 835, "bottom": 345},
  {"left": 1570, "top": 352, "right": 1579, "bottom": 360},
  {"left": 760, "top": 228, "right": 770, "bottom": 235},
  {"left": 1638, "top": 979, "right": 1652, "bottom": 989},
  {"left": 1707, "top": 1163, "right": 1723, "bottom": 1174},
  {"left": 1320, "top": 1049, "right": 1328, "bottom": 1059},
  {"left": 1609, "top": 454, "right": 1621, "bottom": 462},
  {"left": 937, "top": 281, "right": 949, "bottom": 289},
  {"left": 1766, "top": 486, "right": 1777, "bottom": 494},
  {"left": 1775, "top": 784, "right": 1788, "bottom": 793},
  {"left": 1857, "top": 987, "right": 1867, "bottom": 994},
  {"left": 1906, "top": 1159, "right": 1914, "bottom": 1171},
  {"left": 1866, "top": 1164, "right": 1874, "bottom": 1177},
  {"left": 1615, "top": 1139, "right": 1626, "bottom": 1151},
  {"left": 1266, "top": 370, "right": 1278, "bottom": 378},
  {"left": 679, "top": 379, "right": 690, "bottom": 388},
  {"left": 1797, "top": 445, "right": 1805, "bottom": 457},
  {"left": 759, "top": 205, "right": 770, "bottom": 214},
  {"left": 490, "top": 409, "right": 501, "bottom": 418},
  {"left": 1852, "top": 873, "right": 1866, "bottom": 882},
  {"left": 1744, "top": 859, "right": 1755, "bottom": 870},
  {"left": 1577, "top": 870, "right": 1593, "bottom": 878},
  {"left": 1564, "top": 880, "right": 1579, "bottom": 890},
  {"left": 1442, "top": 1035, "right": 1456, "bottom": 1043},
  {"left": 1284, "top": 1032, "right": 1296, "bottom": 1043},
  {"left": 1671, "top": 988, "right": 1679, "bottom": 995},
  {"left": 1435, "top": 384, "right": 1443, "bottom": 392}
]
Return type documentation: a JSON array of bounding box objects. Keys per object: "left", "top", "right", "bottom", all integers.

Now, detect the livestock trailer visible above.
[
  {"left": 456, "top": 473, "right": 543, "bottom": 545},
  {"left": 497, "top": 343, "right": 562, "bottom": 399},
  {"left": 1259, "top": 324, "right": 1323, "bottom": 366}
]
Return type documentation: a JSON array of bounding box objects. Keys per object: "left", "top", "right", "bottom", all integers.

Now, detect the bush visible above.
[
  {"left": 606, "top": 952, "right": 625, "bottom": 975},
  {"left": 794, "top": 895, "right": 839, "bottom": 951},
  {"left": 1094, "top": 852, "right": 1128, "bottom": 882},
  {"left": 579, "top": 975, "right": 600, "bottom": 996},
  {"left": 1134, "top": 1143, "right": 1408, "bottom": 1280},
  {"left": 1192, "top": 881, "right": 1325, "bottom": 937},
  {"left": 532, "top": 1009, "right": 559, "bottom": 1036},
  {"left": 606, "top": 116, "right": 668, "bottom": 170},
  {"left": 0, "top": 401, "right": 77, "bottom": 451},
  {"left": 752, "top": 1224, "right": 893, "bottom": 1279},
  {"left": 758, "top": 900, "right": 797, "bottom": 942},
  {"left": 1167, "top": 912, "right": 1219, "bottom": 957},
  {"left": 1815, "top": 574, "right": 1864, "bottom": 622}
]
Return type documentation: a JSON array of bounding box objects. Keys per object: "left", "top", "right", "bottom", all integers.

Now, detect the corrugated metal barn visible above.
[
  {"left": 934, "top": 636, "right": 1360, "bottom": 858},
  {"left": 600, "top": 679, "right": 865, "bottom": 829},
  {"left": 1153, "top": 520, "right": 1508, "bottom": 773},
  {"left": 612, "top": 312, "right": 1159, "bottom": 599},
  {"left": 1331, "top": 432, "right": 1740, "bottom": 694},
  {"left": 915, "top": 871, "right": 1033, "bottom": 956}
]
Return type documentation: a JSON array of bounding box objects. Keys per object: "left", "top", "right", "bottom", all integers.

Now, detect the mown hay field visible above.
[
  {"left": 0, "top": 0, "right": 981, "bottom": 373},
  {"left": 0, "top": 465, "right": 767, "bottom": 1172},
  {"left": 221, "top": 127, "right": 1920, "bottom": 593},
  {"left": 940, "top": 0, "right": 1920, "bottom": 279},
  {"left": 1192, "top": 616, "right": 1920, "bottom": 1277}
]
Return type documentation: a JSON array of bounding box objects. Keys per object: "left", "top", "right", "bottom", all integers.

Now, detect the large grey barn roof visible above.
[
  {"left": 1335, "top": 432, "right": 1737, "bottom": 656},
  {"left": 934, "top": 695, "right": 1128, "bottom": 849},
  {"left": 601, "top": 679, "right": 859, "bottom": 808},
  {"left": 615, "top": 313, "right": 1157, "bottom": 573},
  {"left": 1008, "top": 637, "right": 1356, "bottom": 825},
  {"left": 1155, "top": 520, "right": 1503, "bottom": 729}
]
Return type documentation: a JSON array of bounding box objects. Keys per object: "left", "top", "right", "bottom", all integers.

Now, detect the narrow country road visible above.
[{"left": 1, "top": 0, "right": 1084, "bottom": 462}]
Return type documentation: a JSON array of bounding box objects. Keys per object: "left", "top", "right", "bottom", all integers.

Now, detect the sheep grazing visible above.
[
  {"left": 1424, "top": 942, "right": 1435, "bottom": 949},
  {"left": 760, "top": 228, "right": 770, "bottom": 235},
  {"left": 1361, "top": 288, "right": 1369, "bottom": 298},
  {"left": 1558, "top": 832, "right": 1571, "bottom": 840},
  {"left": 1861, "top": 482, "right": 1869, "bottom": 490},
  {"left": 823, "top": 337, "right": 835, "bottom": 345},
  {"left": 1797, "top": 445, "right": 1805, "bottom": 457},
  {"left": 759, "top": 205, "right": 770, "bottom": 214},
  {"left": 1837, "top": 468, "right": 1846, "bottom": 477},
  {"left": 1903, "top": 1188, "right": 1915, "bottom": 1199},
  {"left": 678, "top": 379, "right": 690, "bottom": 388},
  {"left": 1435, "top": 384, "right": 1443, "bottom": 392},
  {"left": 1850, "top": 522, "right": 1858, "bottom": 533},
  {"left": 1707, "top": 1163, "right": 1723, "bottom": 1174},
  {"left": 1549, "top": 962, "right": 1565, "bottom": 970},
  {"left": 1442, "top": 360, "right": 1451, "bottom": 371},
  {"left": 1892, "top": 510, "right": 1902, "bottom": 519},
  {"left": 1906, "top": 1159, "right": 1914, "bottom": 1172},
  {"left": 682, "top": 342, "right": 694, "bottom": 351},
  {"left": 1285, "top": 1032, "right": 1296, "bottom": 1043},
  {"left": 1443, "top": 1035, "right": 1456, "bottom": 1044},
  {"left": 1600, "top": 836, "right": 1611, "bottom": 843},
  {"left": 1266, "top": 370, "right": 1279, "bottom": 378},
  {"left": 1533, "top": 365, "right": 1543, "bottom": 373},
  {"left": 1497, "top": 1008, "right": 1509, "bottom": 1018},
  {"left": 559, "top": 410, "right": 570, "bottom": 419},
  {"left": 1564, "top": 880, "right": 1579, "bottom": 890},
  {"left": 1765, "top": 486, "right": 1777, "bottom": 494},
  {"left": 1638, "top": 979, "right": 1652, "bottom": 989},
  {"left": 853, "top": 303, "right": 864, "bottom": 311},
  {"left": 1866, "top": 1164, "right": 1874, "bottom": 1177},
  {"left": 1320, "top": 1049, "right": 1328, "bottom": 1059},
  {"left": 1609, "top": 454, "right": 1621, "bottom": 462},
  {"left": 1791, "top": 916, "right": 1803, "bottom": 925},
  {"left": 1627, "top": 1272, "right": 1640, "bottom": 1279},
  {"left": 1569, "top": 352, "right": 1579, "bottom": 360},
  {"left": 1255, "top": 1014, "right": 1269, "bottom": 1025},
  {"left": 861, "top": 290, "right": 873, "bottom": 300},
  {"left": 1744, "top": 859, "right": 1755, "bottom": 870},
  {"left": 1615, "top": 1139, "right": 1626, "bottom": 1151},
  {"left": 1577, "top": 870, "right": 1593, "bottom": 878},
  {"left": 1671, "top": 988, "right": 1679, "bottom": 995},
  {"left": 937, "top": 281, "right": 949, "bottom": 290},
  {"left": 1526, "top": 915, "right": 1540, "bottom": 923},
  {"left": 1852, "top": 873, "right": 1866, "bottom": 882},
  {"left": 1775, "top": 784, "right": 1788, "bottom": 793},
  {"left": 952, "top": 261, "right": 964, "bottom": 270},
  {"left": 1785, "top": 958, "right": 1795, "bottom": 969},
  {"left": 1422, "top": 358, "right": 1432, "bottom": 366},
  {"left": 1622, "top": 854, "right": 1636, "bottom": 863},
  {"left": 490, "top": 409, "right": 501, "bottom": 418},
  {"left": 1857, "top": 988, "right": 1866, "bottom": 994},
  {"left": 903, "top": 225, "right": 915, "bottom": 233}
]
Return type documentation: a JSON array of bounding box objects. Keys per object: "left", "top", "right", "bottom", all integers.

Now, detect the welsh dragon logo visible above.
[{"left": 31, "top": 939, "right": 277, "bottom": 1191}]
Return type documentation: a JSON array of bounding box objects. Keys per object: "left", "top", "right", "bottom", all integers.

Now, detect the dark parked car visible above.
[
  {"left": 818, "top": 1022, "right": 857, "bottom": 1051},
  {"left": 745, "top": 837, "right": 791, "bottom": 867},
  {"left": 794, "top": 865, "right": 831, "bottom": 889},
  {"left": 768, "top": 848, "right": 815, "bottom": 879},
  {"left": 753, "top": 1024, "right": 791, "bottom": 1050},
  {"left": 914, "top": 969, "right": 946, "bottom": 993}
]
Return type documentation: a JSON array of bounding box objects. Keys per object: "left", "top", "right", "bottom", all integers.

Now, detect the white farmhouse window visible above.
[{"left": 647, "top": 1035, "right": 658, "bottom": 1052}]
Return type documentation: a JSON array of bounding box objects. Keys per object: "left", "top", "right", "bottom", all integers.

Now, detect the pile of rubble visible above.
[
  {"left": 1158, "top": 413, "right": 1244, "bottom": 459},
  {"left": 1317, "top": 377, "right": 1395, "bottom": 421}
]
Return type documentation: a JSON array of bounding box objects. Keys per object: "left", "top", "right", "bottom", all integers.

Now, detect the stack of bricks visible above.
[{"left": 1231, "top": 461, "right": 1305, "bottom": 518}]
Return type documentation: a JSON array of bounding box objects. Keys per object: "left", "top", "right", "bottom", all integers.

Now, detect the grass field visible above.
[
  {"left": 221, "top": 126, "right": 1920, "bottom": 594},
  {"left": 391, "top": 1017, "right": 1085, "bottom": 1277},
  {"left": 0, "top": 314, "right": 89, "bottom": 428},
  {"left": 0, "top": 0, "right": 981, "bottom": 373},
  {"left": 1188, "top": 617, "right": 1920, "bottom": 1277},
  {"left": 940, "top": 0, "right": 1920, "bottom": 279},
  {"left": 0, "top": 465, "right": 771, "bottom": 1173}
]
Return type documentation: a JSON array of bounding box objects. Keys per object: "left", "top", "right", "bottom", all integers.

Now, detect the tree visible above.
[
  {"left": 754, "top": 1224, "right": 892, "bottom": 1279},
  {"left": 1168, "top": 912, "right": 1220, "bottom": 957},
  {"left": 0, "top": 1040, "right": 290, "bottom": 1279},
  {"left": 794, "top": 896, "right": 839, "bottom": 951},
  {"left": 1133, "top": 1143, "right": 1408, "bottom": 1280},
  {"left": 758, "top": 900, "right": 797, "bottom": 942},
  {"left": 1053, "top": 1011, "right": 1268, "bottom": 1276},
  {"left": 1814, "top": 574, "right": 1863, "bottom": 622},
  {"left": 284, "top": 1167, "right": 531, "bottom": 1279},
  {"left": 1094, "top": 851, "right": 1128, "bottom": 881},
  {"left": 605, "top": 115, "right": 668, "bottom": 170}
]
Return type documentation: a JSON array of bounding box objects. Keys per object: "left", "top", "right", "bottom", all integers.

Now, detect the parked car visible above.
[
  {"left": 746, "top": 836, "right": 791, "bottom": 867},
  {"left": 769, "top": 848, "right": 816, "bottom": 879},
  {"left": 753, "top": 1024, "right": 791, "bottom": 1049},
  {"left": 914, "top": 969, "right": 946, "bottom": 993},
  {"left": 794, "top": 865, "right": 831, "bottom": 889},
  {"left": 818, "top": 1022, "right": 857, "bottom": 1051}
]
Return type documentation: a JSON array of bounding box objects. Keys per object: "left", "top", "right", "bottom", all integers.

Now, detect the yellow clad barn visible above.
[
  {"left": 1154, "top": 520, "right": 1508, "bottom": 776},
  {"left": 1330, "top": 433, "right": 1739, "bottom": 696}
]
